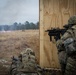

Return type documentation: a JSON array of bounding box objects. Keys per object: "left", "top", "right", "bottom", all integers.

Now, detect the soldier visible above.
[
  {"left": 10, "top": 48, "right": 41, "bottom": 75},
  {"left": 56, "top": 15, "right": 76, "bottom": 75}
]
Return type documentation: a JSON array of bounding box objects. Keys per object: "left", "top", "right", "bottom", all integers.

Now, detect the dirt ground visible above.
[{"left": 0, "top": 30, "right": 39, "bottom": 75}]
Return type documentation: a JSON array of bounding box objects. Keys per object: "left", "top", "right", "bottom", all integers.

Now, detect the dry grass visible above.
[{"left": 0, "top": 30, "right": 39, "bottom": 63}]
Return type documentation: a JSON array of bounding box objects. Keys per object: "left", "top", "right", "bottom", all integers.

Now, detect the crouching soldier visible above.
[
  {"left": 56, "top": 15, "right": 76, "bottom": 75},
  {"left": 10, "top": 48, "right": 42, "bottom": 75}
]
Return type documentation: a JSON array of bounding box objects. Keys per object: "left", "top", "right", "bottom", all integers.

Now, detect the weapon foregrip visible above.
[{"left": 50, "top": 36, "right": 52, "bottom": 41}]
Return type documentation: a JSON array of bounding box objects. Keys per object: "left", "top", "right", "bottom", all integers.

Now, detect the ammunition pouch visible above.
[{"left": 63, "top": 38, "right": 76, "bottom": 56}]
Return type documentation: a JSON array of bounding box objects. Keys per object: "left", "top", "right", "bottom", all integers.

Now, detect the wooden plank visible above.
[
  {"left": 40, "top": 0, "right": 50, "bottom": 67},
  {"left": 39, "top": 0, "right": 44, "bottom": 67},
  {"left": 40, "top": 0, "right": 76, "bottom": 68}
]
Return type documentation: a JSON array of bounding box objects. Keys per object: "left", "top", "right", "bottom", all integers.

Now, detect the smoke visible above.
[{"left": 0, "top": 0, "right": 39, "bottom": 25}]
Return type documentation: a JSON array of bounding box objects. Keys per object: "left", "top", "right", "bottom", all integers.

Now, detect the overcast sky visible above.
[{"left": 0, "top": 0, "right": 39, "bottom": 25}]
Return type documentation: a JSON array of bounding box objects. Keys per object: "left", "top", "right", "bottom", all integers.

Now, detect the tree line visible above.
[{"left": 0, "top": 21, "right": 39, "bottom": 31}]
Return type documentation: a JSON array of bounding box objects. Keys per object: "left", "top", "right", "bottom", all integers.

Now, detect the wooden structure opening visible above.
[{"left": 39, "top": 0, "right": 76, "bottom": 68}]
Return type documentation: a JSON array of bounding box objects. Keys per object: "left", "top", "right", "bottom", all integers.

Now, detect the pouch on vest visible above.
[{"left": 63, "top": 38, "right": 76, "bottom": 56}]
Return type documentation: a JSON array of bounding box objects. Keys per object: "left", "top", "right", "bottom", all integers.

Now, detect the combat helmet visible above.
[
  {"left": 20, "top": 48, "right": 35, "bottom": 56},
  {"left": 68, "top": 15, "right": 76, "bottom": 24}
]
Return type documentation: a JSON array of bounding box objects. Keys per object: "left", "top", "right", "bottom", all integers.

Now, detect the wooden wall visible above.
[{"left": 40, "top": 0, "right": 76, "bottom": 68}]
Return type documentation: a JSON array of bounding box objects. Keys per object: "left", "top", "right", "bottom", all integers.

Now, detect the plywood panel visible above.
[{"left": 40, "top": 0, "right": 76, "bottom": 68}]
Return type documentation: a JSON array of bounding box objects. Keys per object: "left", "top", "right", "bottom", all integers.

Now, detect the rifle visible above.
[
  {"left": 46, "top": 28, "right": 66, "bottom": 41},
  {"left": 46, "top": 23, "right": 76, "bottom": 41},
  {"left": 12, "top": 56, "right": 19, "bottom": 61}
]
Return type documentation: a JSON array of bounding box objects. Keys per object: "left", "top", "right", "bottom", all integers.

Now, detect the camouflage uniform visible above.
[
  {"left": 10, "top": 48, "right": 41, "bottom": 75},
  {"left": 56, "top": 15, "right": 76, "bottom": 75}
]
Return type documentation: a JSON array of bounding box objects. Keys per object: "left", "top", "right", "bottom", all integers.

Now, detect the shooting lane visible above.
[{"left": 39, "top": 0, "right": 76, "bottom": 69}]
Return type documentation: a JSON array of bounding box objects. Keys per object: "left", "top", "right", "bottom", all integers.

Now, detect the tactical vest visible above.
[{"left": 61, "top": 25, "right": 76, "bottom": 56}]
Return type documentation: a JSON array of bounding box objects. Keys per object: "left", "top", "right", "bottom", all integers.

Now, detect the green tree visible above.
[
  {"left": 30, "top": 22, "right": 36, "bottom": 29},
  {"left": 25, "top": 21, "right": 30, "bottom": 29},
  {"left": 13, "top": 22, "right": 18, "bottom": 30},
  {"left": 36, "top": 21, "right": 39, "bottom": 29}
]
